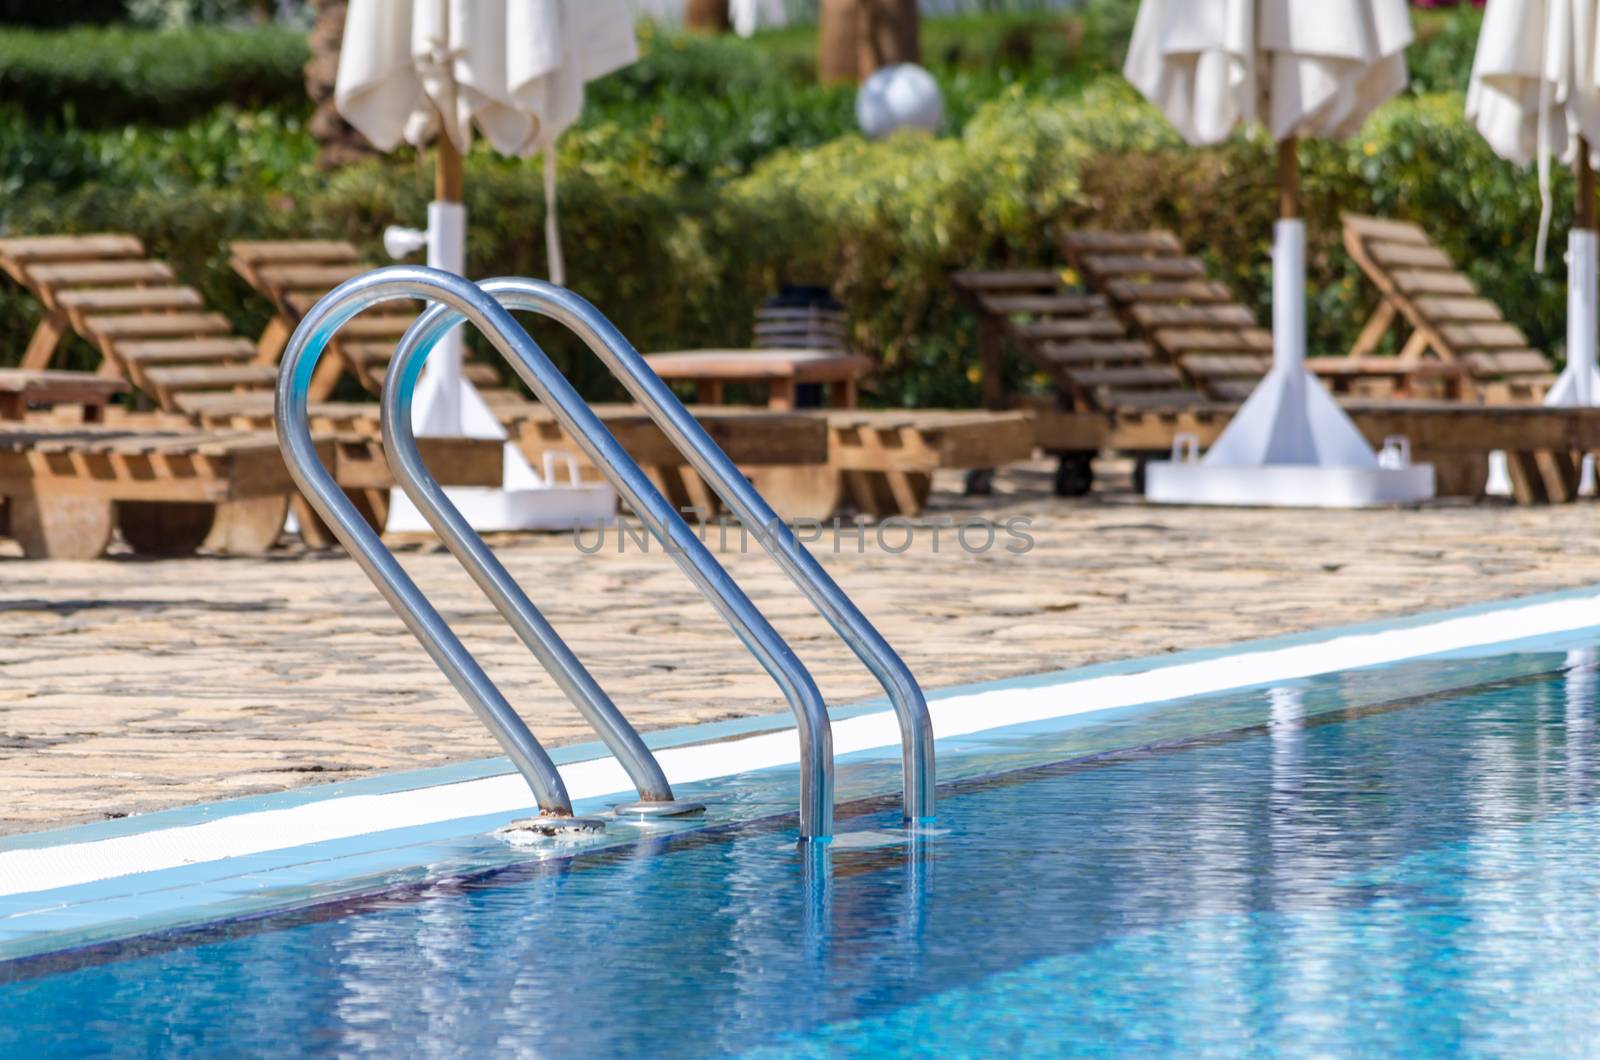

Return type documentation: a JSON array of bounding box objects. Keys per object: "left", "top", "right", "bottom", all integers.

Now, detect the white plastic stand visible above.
[
  {"left": 384, "top": 200, "right": 618, "bottom": 532},
  {"left": 1489, "top": 228, "right": 1600, "bottom": 496},
  {"left": 1548, "top": 229, "right": 1600, "bottom": 494},
  {"left": 1144, "top": 219, "right": 1435, "bottom": 507}
]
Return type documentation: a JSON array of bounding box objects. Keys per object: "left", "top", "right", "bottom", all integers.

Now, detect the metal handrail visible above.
[
  {"left": 395, "top": 277, "right": 936, "bottom": 824},
  {"left": 277, "top": 265, "right": 834, "bottom": 840},
  {"left": 274, "top": 269, "right": 588, "bottom": 830},
  {"left": 376, "top": 338, "right": 703, "bottom": 818}
]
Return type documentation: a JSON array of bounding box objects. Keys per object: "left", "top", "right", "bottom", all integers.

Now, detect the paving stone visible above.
[{"left": 4, "top": 462, "right": 1600, "bottom": 834}]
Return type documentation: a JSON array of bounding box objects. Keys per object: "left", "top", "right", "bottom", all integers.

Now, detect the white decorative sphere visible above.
[{"left": 855, "top": 63, "right": 943, "bottom": 140}]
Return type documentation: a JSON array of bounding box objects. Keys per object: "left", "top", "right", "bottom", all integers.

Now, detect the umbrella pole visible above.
[
  {"left": 1277, "top": 136, "right": 1299, "bottom": 220},
  {"left": 1562, "top": 137, "right": 1599, "bottom": 410},
  {"left": 1272, "top": 137, "right": 1305, "bottom": 375},
  {"left": 420, "top": 133, "right": 468, "bottom": 435},
  {"left": 436, "top": 132, "right": 464, "bottom": 205},
  {"left": 1579, "top": 138, "right": 1596, "bottom": 233}
]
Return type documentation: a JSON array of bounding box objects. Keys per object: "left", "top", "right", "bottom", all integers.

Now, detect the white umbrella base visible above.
[
  {"left": 1141, "top": 219, "right": 1435, "bottom": 508},
  {"left": 386, "top": 480, "right": 616, "bottom": 533},
  {"left": 1144, "top": 461, "right": 1435, "bottom": 508}
]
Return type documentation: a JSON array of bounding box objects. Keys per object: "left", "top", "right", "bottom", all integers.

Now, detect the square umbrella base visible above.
[
  {"left": 1144, "top": 462, "right": 1435, "bottom": 509},
  {"left": 387, "top": 482, "right": 617, "bottom": 533}
]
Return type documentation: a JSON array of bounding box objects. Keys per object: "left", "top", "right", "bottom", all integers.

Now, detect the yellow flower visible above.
[
  {"left": 1363, "top": 142, "right": 1378, "bottom": 157},
  {"left": 1060, "top": 267, "right": 1080, "bottom": 285},
  {"left": 966, "top": 365, "right": 982, "bottom": 384}
]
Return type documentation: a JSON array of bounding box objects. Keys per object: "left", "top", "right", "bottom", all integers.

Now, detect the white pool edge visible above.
[{"left": 4, "top": 586, "right": 1598, "bottom": 903}]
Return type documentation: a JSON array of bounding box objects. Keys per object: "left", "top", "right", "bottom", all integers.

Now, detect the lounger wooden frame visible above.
[
  {"left": 520, "top": 403, "right": 1037, "bottom": 520},
  {"left": 1032, "top": 402, "right": 1598, "bottom": 505},
  {"left": 0, "top": 234, "right": 276, "bottom": 412},
  {"left": 1337, "top": 213, "right": 1556, "bottom": 402},
  {"left": 228, "top": 240, "right": 505, "bottom": 401},
  {"left": 1056, "top": 230, "right": 1273, "bottom": 403},
  {"left": 953, "top": 267, "right": 1202, "bottom": 415},
  {"left": 0, "top": 424, "right": 502, "bottom": 560}
]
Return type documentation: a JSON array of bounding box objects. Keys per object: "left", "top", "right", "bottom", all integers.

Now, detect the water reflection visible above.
[{"left": 6, "top": 665, "right": 1600, "bottom": 1055}]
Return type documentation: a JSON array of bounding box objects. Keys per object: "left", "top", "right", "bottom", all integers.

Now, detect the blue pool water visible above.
[{"left": 5, "top": 645, "right": 1600, "bottom": 1056}]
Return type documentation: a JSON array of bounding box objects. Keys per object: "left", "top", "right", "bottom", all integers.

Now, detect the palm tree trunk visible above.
[
  {"left": 305, "top": 0, "right": 375, "bottom": 168},
  {"left": 818, "top": 0, "right": 861, "bottom": 83},
  {"left": 686, "top": 0, "right": 731, "bottom": 33},
  {"left": 820, "top": 0, "right": 920, "bottom": 83},
  {"left": 858, "top": 0, "right": 920, "bottom": 74}
]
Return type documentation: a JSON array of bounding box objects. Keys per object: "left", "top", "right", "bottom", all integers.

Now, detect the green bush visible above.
[
  {"left": 4, "top": 79, "right": 1566, "bottom": 410},
  {"left": 0, "top": 25, "right": 309, "bottom": 128},
  {"left": 726, "top": 86, "right": 1565, "bottom": 405},
  {"left": 1408, "top": 7, "right": 1486, "bottom": 95},
  {"left": 0, "top": 7, "right": 1568, "bottom": 410}
]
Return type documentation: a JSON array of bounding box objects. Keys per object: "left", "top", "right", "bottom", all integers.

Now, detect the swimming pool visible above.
[{"left": 4, "top": 621, "right": 1600, "bottom": 1056}]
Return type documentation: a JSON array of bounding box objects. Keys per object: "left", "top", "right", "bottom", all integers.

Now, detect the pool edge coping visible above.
[
  {"left": 4, "top": 580, "right": 1600, "bottom": 965},
  {"left": 11, "top": 579, "right": 1600, "bottom": 854}
]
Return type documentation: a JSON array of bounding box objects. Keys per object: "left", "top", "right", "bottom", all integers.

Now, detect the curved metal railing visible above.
[
  {"left": 392, "top": 277, "right": 936, "bottom": 824},
  {"left": 276, "top": 265, "right": 835, "bottom": 839}
]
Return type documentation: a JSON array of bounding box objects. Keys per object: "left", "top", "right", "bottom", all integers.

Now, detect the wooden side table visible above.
[{"left": 642, "top": 349, "right": 872, "bottom": 410}]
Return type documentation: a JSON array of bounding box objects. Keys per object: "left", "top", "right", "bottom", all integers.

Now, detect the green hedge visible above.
[
  {"left": 0, "top": 80, "right": 1570, "bottom": 409},
  {"left": 0, "top": 25, "right": 309, "bottom": 127}
]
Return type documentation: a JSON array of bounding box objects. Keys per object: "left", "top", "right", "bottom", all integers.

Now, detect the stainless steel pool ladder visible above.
[
  {"left": 414, "top": 277, "right": 936, "bottom": 827},
  {"left": 274, "top": 266, "right": 934, "bottom": 841}
]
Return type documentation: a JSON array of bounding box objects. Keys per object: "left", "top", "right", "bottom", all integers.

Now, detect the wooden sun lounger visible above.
[
  {"left": 230, "top": 250, "right": 1012, "bottom": 517},
  {"left": 1033, "top": 400, "right": 1600, "bottom": 505},
  {"left": 228, "top": 239, "right": 506, "bottom": 401},
  {"left": 512, "top": 404, "right": 1032, "bottom": 520},
  {"left": 819, "top": 408, "right": 1035, "bottom": 518},
  {"left": 0, "top": 424, "right": 502, "bottom": 560},
  {"left": 1056, "top": 231, "right": 1274, "bottom": 403},
  {"left": 953, "top": 267, "right": 1203, "bottom": 411},
  {"left": 0, "top": 234, "right": 279, "bottom": 413},
  {"left": 0, "top": 426, "right": 312, "bottom": 560},
  {"left": 953, "top": 265, "right": 1217, "bottom": 495},
  {"left": 165, "top": 391, "right": 845, "bottom": 516},
  {"left": 1339, "top": 213, "right": 1557, "bottom": 402},
  {"left": 179, "top": 393, "right": 954, "bottom": 521}
]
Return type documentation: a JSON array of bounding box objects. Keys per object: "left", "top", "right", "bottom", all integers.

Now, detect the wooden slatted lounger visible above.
[
  {"left": 0, "top": 235, "right": 508, "bottom": 549},
  {"left": 232, "top": 241, "right": 1035, "bottom": 518},
  {"left": 641, "top": 349, "right": 1034, "bottom": 517},
  {"left": 0, "top": 234, "right": 278, "bottom": 414},
  {"left": 228, "top": 240, "right": 507, "bottom": 401},
  {"left": 168, "top": 391, "right": 845, "bottom": 519},
  {"left": 1035, "top": 401, "right": 1600, "bottom": 506},
  {"left": 1057, "top": 229, "right": 1457, "bottom": 403},
  {"left": 1056, "top": 231, "right": 1275, "bottom": 403},
  {"left": 510, "top": 405, "right": 1033, "bottom": 520},
  {"left": 504, "top": 403, "right": 828, "bottom": 517},
  {"left": 179, "top": 395, "right": 833, "bottom": 486},
  {"left": 1336, "top": 213, "right": 1557, "bottom": 404},
  {"left": 0, "top": 425, "right": 502, "bottom": 560},
  {"left": 176, "top": 393, "right": 955, "bottom": 523},
  {"left": 1051, "top": 227, "right": 1559, "bottom": 497},
  {"left": 952, "top": 265, "right": 1218, "bottom": 495}
]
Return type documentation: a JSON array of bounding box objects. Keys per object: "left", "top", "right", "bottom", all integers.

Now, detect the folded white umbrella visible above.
[
  {"left": 1468, "top": 0, "right": 1600, "bottom": 413},
  {"left": 335, "top": 0, "right": 637, "bottom": 532},
  {"left": 338, "top": 0, "right": 637, "bottom": 285},
  {"left": 1125, "top": 0, "right": 1431, "bottom": 508},
  {"left": 730, "top": 0, "right": 789, "bottom": 37}
]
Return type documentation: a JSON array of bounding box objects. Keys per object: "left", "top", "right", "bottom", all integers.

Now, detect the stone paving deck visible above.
[{"left": 5, "top": 461, "right": 1600, "bottom": 836}]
